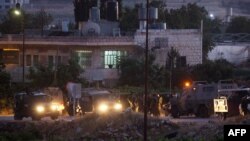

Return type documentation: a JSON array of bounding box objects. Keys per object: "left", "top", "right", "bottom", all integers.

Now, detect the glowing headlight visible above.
[
  {"left": 51, "top": 104, "right": 58, "bottom": 111},
  {"left": 114, "top": 103, "right": 122, "bottom": 110},
  {"left": 58, "top": 104, "right": 65, "bottom": 111},
  {"left": 36, "top": 105, "right": 45, "bottom": 113},
  {"left": 98, "top": 103, "right": 108, "bottom": 113},
  {"left": 51, "top": 103, "right": 65, "bottom": 111}
]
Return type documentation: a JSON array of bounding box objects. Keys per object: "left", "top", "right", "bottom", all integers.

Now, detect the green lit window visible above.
[
  {"left": 76, "top": 51, "right": 92, "bottom": 69},
  {"left": 104, "top": 51, "right": 127, "bottom": 69}
]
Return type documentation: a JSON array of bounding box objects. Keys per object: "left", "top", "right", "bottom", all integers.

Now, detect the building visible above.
[
  {"left": 0, "top": 0, "right": 12, "bottom": 11},
  {"left": 0, "top": 35, "right": 139, "bottom": 87},
  {"left": 0, "top": 0, "right": 29, "bottom": 11},
  {"left": 135, "top": 29, "right": 202, "bottom": 66},
  {"left": 0, "top": 1, "right": 203, "bottom": 87},
  {"left": 0, "top": 27, "right": 202, "bottom": 86}
]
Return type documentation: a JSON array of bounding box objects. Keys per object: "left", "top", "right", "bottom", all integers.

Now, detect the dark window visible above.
[
  {"left": 26, "top": 55, "right": 31, "bottom": 66},
  {"left": 5, "top": 5, "right": 10, "bottom": 9},
  {"left": 57, "top": 56, "right": 61, "bottom": 65},
  {"left": 177, "top": 56, "right": 186, "bottom": 67},
  {"left": 33, "top": 55, "right": 39, "bottom": 66},
  {"left": 48, "top": 56, "right": 54, "bottom": 67},
  {"left": 155, "top": 38, "right": 168, "bottom": 48},
  {"left": 5, "top": 0, "right": 10, "bottom": 3}
]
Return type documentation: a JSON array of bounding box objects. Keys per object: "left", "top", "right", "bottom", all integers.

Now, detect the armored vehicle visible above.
[
  {"left": 170, "top": 80, "right": 240, "bottom": 118},
  {"left": 14, "top": 91, "right": 61, "bottom": 120}
]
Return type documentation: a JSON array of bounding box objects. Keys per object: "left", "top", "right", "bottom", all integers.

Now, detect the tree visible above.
[
  {"left": 119, "top": 7, "right": 138, "bottom": 33},
  {"left": 30, "top": 9, "right": 53, "bottom": 36},
  {"left": 119, "top": 54, "right": 166, "bottom": 89},
  {"left": 119, "top": 56, "right": 144, "bottom": 86},
  {"left": 226, "top": 16, "right": 250, "bottom": 33},
  {"left": 0, "top": 8, "right": 27, "bottom": 34},
  {"left": 0, "top": 57, "right": 12, "bottom": 113},
  {"left": 190, "top": 59, "right": 234, "bottom": 82},
  {"left": 165, "top": 47, "right": 191, "bottom": 90},
  {"left": 28, "top": 57, "right": 84, "bottom": 90}
]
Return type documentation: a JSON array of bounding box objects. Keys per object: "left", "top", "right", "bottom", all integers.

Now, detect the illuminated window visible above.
[
  {"left": 104, "top": 51, "right": 127, "bottom": 69},
  {"left": 26, "top": 55, "right": 31, "bottom": 66},
  {"left": 76, "top": 51, "right": 92, "bottom": 69}
]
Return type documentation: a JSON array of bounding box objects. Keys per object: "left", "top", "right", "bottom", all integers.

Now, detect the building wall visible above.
[{"left": 134, "top": 29, "right": 202, "bottom": 66}]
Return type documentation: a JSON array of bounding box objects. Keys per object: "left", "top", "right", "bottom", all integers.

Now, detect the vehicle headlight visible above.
[
  {"left": 58, "top": 104, "right": 65, "bottom": 111},
  {"left": 98, "top": 103, "right": 108, "bottom": 113},
  {"left": 36, "top": 105, "right": 45, "bottom": 113},
  {"left": 50, "top": 103, "right": 65, "bottom": 111},
  {"left": 114, "top": 103, "right": 122, "bottom": 110},
  {"left": 51, "top": 104, "right": 58, "bottom": 111}
]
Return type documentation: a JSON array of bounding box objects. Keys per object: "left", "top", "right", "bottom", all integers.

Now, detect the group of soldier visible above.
[{"left": 120, "top": 93, "right": 172, "bottom": 117}]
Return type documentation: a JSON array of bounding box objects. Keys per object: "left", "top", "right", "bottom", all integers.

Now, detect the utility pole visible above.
[{"left": 144, "top": 0, "right": 149, "bottom": 140}]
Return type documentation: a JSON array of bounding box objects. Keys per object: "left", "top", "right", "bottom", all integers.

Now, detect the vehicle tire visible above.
[
  {"left": 197, "top": 105, "right": 209, "bottom": 118},
  {"left": 171, "top": 105, "right": 180, "bottom": 118},
  {"left": 14, "top": 114, "right": 23, "bottom": 120}
]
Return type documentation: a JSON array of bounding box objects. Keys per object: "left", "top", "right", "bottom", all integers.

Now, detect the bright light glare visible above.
[
  {"left": 185, "top": 82, "right": 190, "bottom": 87},
  {"left": 50, "top": 103, "right": 65, "bottom": 111},
  {"left": 209, "top": 13, "right": 214, "bottom": 19},
  {"left": 14, "top": 10, "right": 21, "bottom": 16},
  {"left": 36, "top": 105, "right": 45, "bottom": 113},
  {"left": 98, "top": 103, "right": 108, "bottom": 113},
  {"left": 114, "top": 103, "right": 122, "bottom": 110},
  {"left": 51, "top": 104, "right": 58, "bottom": 111}
]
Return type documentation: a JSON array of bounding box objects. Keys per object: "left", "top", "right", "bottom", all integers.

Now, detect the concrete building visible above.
[
  {"left": 0, "top": 27, "right": 202, "bottom": 86},
  {"left": 0, "top": 35, "right": 140, "bottom": 87},
  {"left": 134, "top": 29, "right": 203, "bottom": 66},
  {"left": 0, "top": 0, "right": 29, "bottom": 10},
  {"left": 0, "top": 0, "right": 12, "bottom": 11}
]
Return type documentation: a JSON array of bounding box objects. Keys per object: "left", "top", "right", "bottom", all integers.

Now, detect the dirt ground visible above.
[{"left": 0, "top": 112, "right": 249, "bottom": 141}]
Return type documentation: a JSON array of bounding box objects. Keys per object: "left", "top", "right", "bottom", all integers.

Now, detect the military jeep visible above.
[{"left": 14, "top": 91, "right": 61, "bottom": 120}]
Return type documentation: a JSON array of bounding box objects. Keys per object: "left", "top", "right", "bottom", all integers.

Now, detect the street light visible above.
[{"left": 14, "top": 3, "right": 25, "bottom": 85}]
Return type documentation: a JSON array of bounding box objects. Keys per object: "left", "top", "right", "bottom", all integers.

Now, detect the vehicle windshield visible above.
[{"left": 31, "top": 95, "right": 51, "bottom": 102}]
